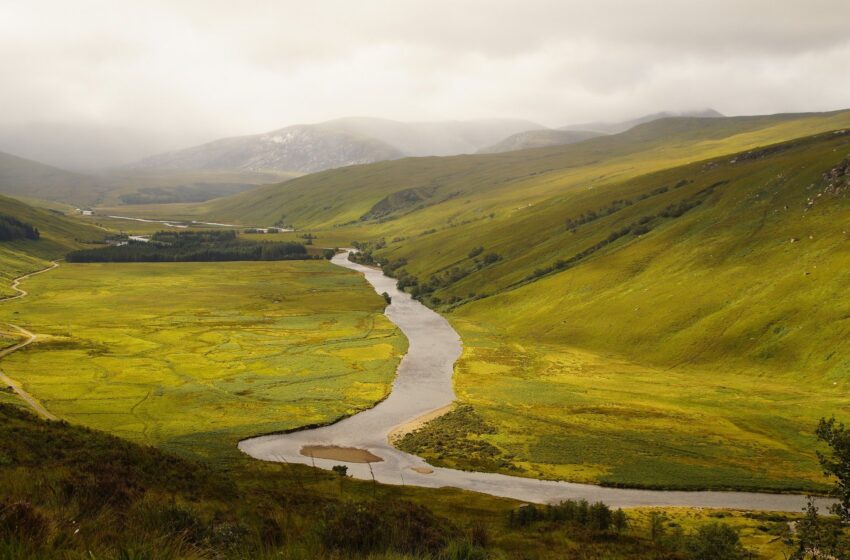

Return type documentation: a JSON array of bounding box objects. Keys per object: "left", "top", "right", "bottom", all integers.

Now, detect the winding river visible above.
[{"left": 239, "top": 251, "right": 826, "bottom": 511}]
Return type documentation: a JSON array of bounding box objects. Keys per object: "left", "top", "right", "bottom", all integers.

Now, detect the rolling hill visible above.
[
  {"left": 477, "top": 129, "right": 604, "bottom": 153},
  {"left": 194, "top": 109, "right": 850, "bottom": 228},
  {"left": 561, "top": 108, "right": 724, "bottom": 134},
  {"left": 0, "top": 150, "right": 100, "bottom": 205},
  {"left": 0, "top": 194, "right": 106, "bottom": 295}
]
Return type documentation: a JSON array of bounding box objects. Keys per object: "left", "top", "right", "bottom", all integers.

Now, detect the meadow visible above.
[
  {"left": 0, "top": 193, "right": 105, "bottom": 297},
  {"left": 0, "top": 260, "right": 405, "bottom": 458}
]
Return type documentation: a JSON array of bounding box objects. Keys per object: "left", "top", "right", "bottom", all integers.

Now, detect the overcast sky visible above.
[{"left": 2, "top": 0, "right": 850, "bottom": 154}]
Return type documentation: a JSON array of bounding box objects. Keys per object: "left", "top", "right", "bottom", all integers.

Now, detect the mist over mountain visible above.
[
  {"left": 478, "top": 129, "right": 604, "bottom": 154},
  {"left": 477, "top": 110, "right": 725, "bottom": 154},
  {"left": 130, "top": 117, "right": 544, "bottom": 174},
  {"left": 0, "top": 123, "right": 208, "bottom": 172},
  {"left": 561, "top": 109, "right": 724, "bottom": 135}
]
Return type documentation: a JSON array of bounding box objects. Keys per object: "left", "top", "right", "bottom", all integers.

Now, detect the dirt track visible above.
[{"left": 0, "top": 262, "right": 59, "bottom": 420}]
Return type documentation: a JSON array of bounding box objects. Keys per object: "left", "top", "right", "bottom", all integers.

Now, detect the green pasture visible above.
[{"left": 0, "top": 260, "right": 405, "bottom": 457}]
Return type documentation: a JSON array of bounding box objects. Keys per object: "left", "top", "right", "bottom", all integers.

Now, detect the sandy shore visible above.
[
  {"left": 388, "top": 404, "right": 454, "bottom": 444},
  {"left": 300, "top": 445, "right": 384, "bottom": 463}
]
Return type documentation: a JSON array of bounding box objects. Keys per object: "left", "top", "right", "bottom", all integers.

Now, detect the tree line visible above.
[
  {"left": 0, "top": 214, "right": 40, "bottom": 241},
  {"left": 67, "top": 229, "right": 311, "bottom": 263}
]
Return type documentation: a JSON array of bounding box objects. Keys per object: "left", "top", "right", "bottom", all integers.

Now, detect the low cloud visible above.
[{"left": 1, "top": 0, "right": 849, "bottom": 153}]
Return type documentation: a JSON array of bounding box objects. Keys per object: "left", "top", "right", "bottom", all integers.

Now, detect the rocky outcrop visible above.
[{"left": 822, "top": 157, "right": 850, "bottom": 196}]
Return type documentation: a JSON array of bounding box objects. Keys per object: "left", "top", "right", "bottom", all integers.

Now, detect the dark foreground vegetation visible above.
[
  {"left": 67, "top": 230, "right": 313, "bottom": 263},
  {"left": 0, "top": 402, "right": 802, "bottom": 559},
  {"left": 0, "top": 214, "right": 39, "bottom": 241}
]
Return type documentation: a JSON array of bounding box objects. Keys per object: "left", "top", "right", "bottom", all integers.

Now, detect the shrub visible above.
[
  {"left": 684, "top": 523, "right": 747, "bottom": 559},
  {"left": 141, "top": 505, "right": 207, "bottom": 545},
  {"left": 508, "top": 500, "right": 623, "bottom": 534},
  {"left": 319, "top": 500, "right": 455, "bottom": 555},
  {"left": 442, "top": 539, "right": 488, "bottom": 560},
  {"left": 0, "top": 501, "right": 48, "bottom": 543}
]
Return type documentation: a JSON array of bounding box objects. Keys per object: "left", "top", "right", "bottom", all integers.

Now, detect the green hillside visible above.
[
  {"left": 196, "top": 109, "right": 850, "bottom": 232},
  {"left": 0, "top": 194, "right": 105, "bottom": 296},
  {"left": 426, "top": 130, "right": 850, "bottom": 489},
  {"left": 0, "top": 150, "right": 99, "bottom": 205},
  {"left": 477, "top": 128, "right": 604, "bottom": 153},
  {"left": 3, "top": 402, "right": 799, "bottom": 559}
]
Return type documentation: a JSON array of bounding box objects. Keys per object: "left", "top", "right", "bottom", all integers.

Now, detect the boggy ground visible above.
[{"left": 0, "top": 260, "right": 406, "bottom": 458}]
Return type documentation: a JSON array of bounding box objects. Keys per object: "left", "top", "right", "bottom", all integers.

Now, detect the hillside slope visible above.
[
  {"left": 437, "top": 130, "right": 850, "bottom": 489},
  {"left": 0, "top": 150, "right": 101, "bottom": 204},
  {"left": 4, "top": 403, "right": 758, "bottom": 559},
  {"left": 200, "top": 109, "right": 850, "bottom": 230},
  {"left": 478, "top": 129, "right": 604, "bottom": 153},
  {"left": 562, "top": 108, "right": 724, "bottom": 134},
  {"left": 0, "top": 195, "right": 105, "bottom": 295}
]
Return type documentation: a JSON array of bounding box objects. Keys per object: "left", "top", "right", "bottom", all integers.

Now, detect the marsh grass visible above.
[{"left": 0, "top": 260, "right": 405, "bottom": 458}]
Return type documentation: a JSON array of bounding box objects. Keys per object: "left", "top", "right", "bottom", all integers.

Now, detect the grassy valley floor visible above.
[
  {"left": 404, "top": 327, "right": 835, "bottom": 492},
  {"left": 0, "top": 260, "right": 405, "bottom": 458}
]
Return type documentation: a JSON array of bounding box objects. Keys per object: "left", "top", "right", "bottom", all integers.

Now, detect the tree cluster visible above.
[
  {"left": 508, "top": 500, "right": 628, "bottom": 534},
  {"left": 0, "top": 214, "right": 39, "bottom": 241},
  {"left": 531, "top": 180, "right": 730, "bottom": 283},
  {"left": 67, "top": 229, "right": 310, "bottom": 263},
  {"left": 564, "top": 185, "right": 673, "bottom": 232}
]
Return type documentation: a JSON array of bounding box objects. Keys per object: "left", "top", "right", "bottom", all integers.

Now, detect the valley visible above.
[
  {"left": 108, "top": 110, "right": 850, "bottom": 493},
  {"left": 2, "top": 108, "right": 850, "bottom": 558},
  {"left": 6, "top": 4, "right": 850, "bottom": 557}
]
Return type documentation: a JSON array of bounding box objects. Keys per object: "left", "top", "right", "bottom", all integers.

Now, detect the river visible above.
[{"left": 239, "top": 251, "right": 824, "bottom": 511}]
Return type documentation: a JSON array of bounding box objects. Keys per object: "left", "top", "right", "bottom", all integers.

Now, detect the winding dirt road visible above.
[
  {"left": 0, "top": 262, "right": 58, "bottom": 420},
  {"left": 239, "top": 251, "right": 830, "bottom": 511}
]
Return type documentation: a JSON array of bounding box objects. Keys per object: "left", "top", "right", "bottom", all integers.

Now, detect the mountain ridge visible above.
[
  {"left": 129, "top": 117, "right": 545, "bottom": 174},
  {"left": 561, "top": 108, "right": 724, "bottom": 134}
]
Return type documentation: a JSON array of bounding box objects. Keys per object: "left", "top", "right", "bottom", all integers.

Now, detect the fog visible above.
[{"left": 2, "top": 0, "right": 849, "bottom": 169}]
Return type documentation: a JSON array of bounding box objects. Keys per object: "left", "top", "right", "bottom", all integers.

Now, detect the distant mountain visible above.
[
  {"left": 0, "top": 123, "right": 204, "bottom": 171},
  {"left": 131, "top": 118, "right": 545, "bottom": 174},
  {"left": 327, "top": 117, "right": 546, "bottom": 156},
  {"left": 0, "top": 150, "right": 100, "bottom": 205},
  {"left": 561, "top": 109, "right": 724, "bottom": 135},
  {"left": 0, "top": 149, "right": 289, "bottom": 207},
  {"left": 478, "top": 129, "right": 604, "bottom": 154}
]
